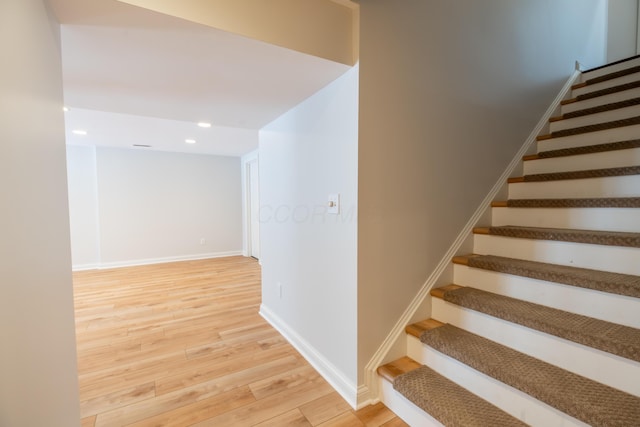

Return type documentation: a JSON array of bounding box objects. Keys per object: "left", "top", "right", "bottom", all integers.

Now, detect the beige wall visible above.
[
  {"left": 0, "top": 0, "right": 80, "bottom": 425},
  {"left": 116, "top": 0, "right": 358, "bottom": 65},
  {"left": 357, "top": 0, "right": 608, "bottom": 383},
  {"left": 607, "top": 0, "right": 639, "bottom": 62}
]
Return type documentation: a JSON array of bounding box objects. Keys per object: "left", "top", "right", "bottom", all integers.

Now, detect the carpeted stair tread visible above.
[
  {"left": 459, "top": 254, "right": 640, "bottom": 298},
  {"left": 562, "top": 80, "right": 640, "bottom": 105},
  {"left": 580, "top": 65, "right": 640, "bottom": 87},
  {"left": 420, "top": 324, "right": 640, "bottom": 427},
  {"left": 526, "top": 138, "right": 640, "bottom": 160},
  {"left": 510, "top": 165, "right": 640, "bottom": 182},
  {"left": 476, "top": 225, "right": 640, "bottom": 248},
  {"left": 555, "top": 96, "right": 640, "bottom": 121},
  {"left": 583, "top": 54, "right": 640, "bottom": 74},
  {"left": 537, "top": 115, "right": 640, "bottom": 140},
  {"left": 393, "top": 364, "right": 528, "bottom": 427},
  {"left": 433, "top": 286, "right": 640, "bottom": 362},
  {"left": 495, "top": 197, "right": 640, "bottom": 208}
]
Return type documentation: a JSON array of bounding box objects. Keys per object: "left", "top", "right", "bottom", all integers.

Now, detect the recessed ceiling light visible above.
[
  {"left": 72, "top": 130, "right": 87, "bottom": 136},
  {"left": 185, "top": 139, "right": 196, "bottom": 144},
  {"left": 63, "top": 107, "right": 69, "bottom": 112},
  {"left": 197, "top": 122, "right": 211, "bottom": 128}
]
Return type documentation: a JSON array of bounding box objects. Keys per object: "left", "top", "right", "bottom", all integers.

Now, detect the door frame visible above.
[{"left": 241, "top": 150, "right": 259, "bottom": 259}]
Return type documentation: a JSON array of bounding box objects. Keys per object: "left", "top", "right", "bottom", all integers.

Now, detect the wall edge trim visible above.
[
  {"left": 260, "top": 303, "right": 359, "bottom": 409},
  {"left": 73, "top": 251, "right": 244, "bottom": 271}
]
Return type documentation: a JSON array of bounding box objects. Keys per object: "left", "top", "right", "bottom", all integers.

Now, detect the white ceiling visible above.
[{"left": 48, "top": 0, "right": 352, "bottom": 156}]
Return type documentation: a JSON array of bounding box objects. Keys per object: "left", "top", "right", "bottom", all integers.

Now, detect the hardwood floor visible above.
[{"left": 74, "top": 256, "right": 407, "bottom": 427}]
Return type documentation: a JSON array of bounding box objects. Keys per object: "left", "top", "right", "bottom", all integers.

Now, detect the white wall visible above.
[
  {"left": 357, "top": 0, "right": 608, "bottom": 384},
  {"left": 259, "top": 66, "right": 359, "bottom": 404},
  {"left": 607, "top": 0, "right": 639, "bottom": 62},
  {"left": 0, "top": 0, "right": 80, "bottom": 425},
  {"left": 66, "top": 147, "right": 243, "bottom": 268}
]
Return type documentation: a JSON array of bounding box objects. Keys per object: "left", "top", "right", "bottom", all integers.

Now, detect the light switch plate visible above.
[{"left": 328, "top": 193, "right": 340, "bottom": 214}]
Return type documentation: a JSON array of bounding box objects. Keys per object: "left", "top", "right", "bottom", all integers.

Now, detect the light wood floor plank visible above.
[{"left": 73, "top": 257, "right": 403, "bottom": 426}]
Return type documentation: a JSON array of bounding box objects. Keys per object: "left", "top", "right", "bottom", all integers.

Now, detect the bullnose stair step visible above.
[
  {"left": 551, "top": 97, "right": 640, "bottom": 122},
  {"left": 491, "top": 197, "right": 640, "bottom": 208},
  {"left": 417, "top": 323, "right": 640, "bottom": 427},
  {"left": 582, "top": 54, "right": 640, "bottom": 75},
  {"left": 430, "top": 286, "right": 640, "bottom": 362},
  {"left": 524, "top": 138, "right": 640, "bottom": 161},
  {"left": 508, "top": 165, "right": 640, "bottom": 183},
  {"left": 473, "top": 225, "right": 640, "bottom": 248},
  {"left": 561, "top": 80, "right": 640, "bottom": 106},
  {"left": 452, "top": 254, "right": 640, "bottom": 298},
  {"left": 380, "top": 358, "right": 528, "bottom": 427},
  {"left": 576, "top": 64, "right": 640, "bottom": 88},
  {"left": 537, "top": 115, "right": 640, "bottom": 141}
]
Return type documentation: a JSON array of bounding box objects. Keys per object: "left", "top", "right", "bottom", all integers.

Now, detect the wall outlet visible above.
[
  {"left": 277, "top": 282, "right": 283, "bottom": 298},
  {"left": 200, "top": 238, "right": 206, "bottom": 245}
]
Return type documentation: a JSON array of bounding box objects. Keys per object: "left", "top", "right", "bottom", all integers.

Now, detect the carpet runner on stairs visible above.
[
  {"left": 538, "top": 115, "right": 640, "bottom": 140},
  {"left": 475, "top": 225, "right": 640, "bottom": 248},
  {"left": 555, "top": 96, "right": 640, "bottom": 120},
  {"left": 510, "top": 165, "right": 640, "bottom": 182},
  {"left": 378, "top": 56, "right": 640, "bottom": 426},
  {"left": 392, "top": 365, "right": 528, "bottom": 427},
  {"left": 416, "top": 324, "right": 640, "bottom": 427},
  {"left": 431, "top": 285, "right": 640, "bottom": 362},
  {"left": 524, "top": 138, "right": 640, "bottom": 160},
  {"left": 496, "top": 197, "right": 640, "bottom": 208},
  {"left": 454, "top": 254, "right": 640, "bottom": 298},
  {"left": 563, "top": 80, "right": 640, "bottom": 104}
]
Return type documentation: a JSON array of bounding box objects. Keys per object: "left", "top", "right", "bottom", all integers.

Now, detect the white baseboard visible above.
[
  {"left": 71, "top": 263, "right": 101, "bottom": 271},
  {"left": 360, "top": 68, "right": 582, "bottom": 403},
  {"left": 259, "top": 304, "right": 359, "bottom": 409},
  {"left": 72, "top": 251, "right": 244, "bottom": 271}
]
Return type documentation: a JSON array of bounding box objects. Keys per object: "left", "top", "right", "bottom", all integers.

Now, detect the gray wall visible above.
[
  {"left": 66, "top": 146, "right": 243, "bottom": 269},
  {"left": 357, "top": 0, "right": 608, "bottom": 382},
  {"left": 0, "top": 0, "right": 80, "bottom": 425}
]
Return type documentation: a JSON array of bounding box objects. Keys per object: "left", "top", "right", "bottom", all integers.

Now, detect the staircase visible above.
[{"left": 377, "top": 57, "right": 640, "bottom": 426}]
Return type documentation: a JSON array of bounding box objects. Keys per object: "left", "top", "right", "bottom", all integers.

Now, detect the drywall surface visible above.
[
  {"left": 0, "top": 0, "right": 80, "bottom": 425},
  {"left": 607, "top": 0, "right": 638, "bottom": 62},
  {"left": 116, "top": 0, "right": 357, "bottom": 65},
  {"left": 66, "top": 145, "right": 100, "bottom": 268},
  {"left": 259, "top": 66, "right": 359, "bottom": 398},
  {"left": 95, "top": 147, "right": 242, "bottom": 266},
  {"left": 357, "top": 0, "right": 607, "bottom": 382},
  {"left": 66, "top": 147, "right": 243, "bottom": 268}
]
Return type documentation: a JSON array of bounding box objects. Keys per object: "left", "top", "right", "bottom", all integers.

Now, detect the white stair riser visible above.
[
  {"left": 550, "top": 104, "right": 640, "bottom": 132},
  {"left": 407, "top": 336, "right": 589, "bottom": 427},
  {"left": 524, "top": 147, "right": 640, "bottom": 175},
  {"left": 430, "top": 300, "right": 640, "bottom": 397},
  {"left": 473, "top": 234, "right": 640, "bottom": 276},
  {"left": 579, "top": 58, "right": 640, "bottom": 82},
  {"left": 453, "top": 264, "right": 640, "bottom": 328},
  {"left": 508, "top": 175, "right": 640, "bottom": 199},
  {"left": 491, "top": 207, "right": 640, "bottom": 233},
  {"left": 561, "top": 87, "right": 640, "bottom": 114},
  {"left": 379, "top": 378, "right": 444, "bottom": 427},
  {"left": 572, "top": 72, "right": 640, "bottom": 98},
  {"left": 538, "top": 124, "right": 640, "bottom": 152}
]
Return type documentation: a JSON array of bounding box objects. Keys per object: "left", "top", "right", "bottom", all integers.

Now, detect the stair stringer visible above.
[{"left": 358, "top": 68, "right": 582, "bottom": 407}]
